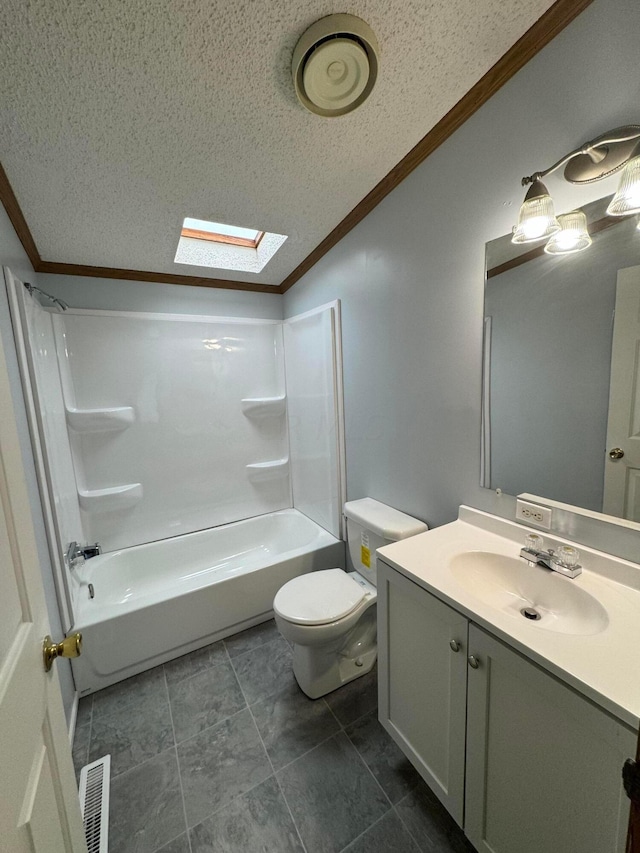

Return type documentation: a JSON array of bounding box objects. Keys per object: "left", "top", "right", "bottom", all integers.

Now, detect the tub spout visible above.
[{"left": 66, "top": 541, "right": 101, "bottom": 569}]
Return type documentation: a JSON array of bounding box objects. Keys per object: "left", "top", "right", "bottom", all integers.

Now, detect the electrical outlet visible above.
[{"left": 515, "top": 498, "right": 552, "bottom": 529}]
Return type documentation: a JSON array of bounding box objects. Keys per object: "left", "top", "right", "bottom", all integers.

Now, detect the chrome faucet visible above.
[
  {"left": 66, "top": 541, "right": 101, "bottom": 569},
  {"left": 519, "top": 536, "right": 582, "bottom": 579}
]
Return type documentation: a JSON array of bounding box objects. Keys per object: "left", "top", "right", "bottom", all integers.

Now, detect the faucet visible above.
[
  {"left": 66, "top": 541, "right": 101, "bottom": 569},
  {"left": 519, "top": 535, "right": 582, "bottom": 579}
]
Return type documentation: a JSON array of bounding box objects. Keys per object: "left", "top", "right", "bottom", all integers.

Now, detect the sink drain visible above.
[{"left": 521, "top": 607, "right": 541, "bottom": 621}]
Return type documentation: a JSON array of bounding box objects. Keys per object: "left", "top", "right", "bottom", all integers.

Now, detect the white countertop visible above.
[{"left": 377, "top": 506, "right": 640, "bottom": 730}]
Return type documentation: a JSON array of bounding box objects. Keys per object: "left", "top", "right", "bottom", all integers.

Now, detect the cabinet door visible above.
[
  {"left": 465, "top": 624, "right": 634, "bottom": 853},
  {"left": 377, "top": 560, "right": 468, "bottom": 824}
]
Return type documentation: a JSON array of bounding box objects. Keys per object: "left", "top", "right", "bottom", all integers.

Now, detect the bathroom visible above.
[{"left": 1, "top": 0, "right": 640, "bottom": 850}]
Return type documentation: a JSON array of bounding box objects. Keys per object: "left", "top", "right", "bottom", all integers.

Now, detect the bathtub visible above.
[{"left": 70, "top": 509, "right": 345, "bottom": 695}]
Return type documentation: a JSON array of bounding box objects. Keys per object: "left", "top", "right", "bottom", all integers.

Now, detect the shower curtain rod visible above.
[{"left": 24, "top": 282, "right": 68, "bottom": 312}]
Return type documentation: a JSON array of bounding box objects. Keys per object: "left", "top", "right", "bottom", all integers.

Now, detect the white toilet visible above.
[{"left": 274, "top": 498, "right": 427, "bottom": 698}]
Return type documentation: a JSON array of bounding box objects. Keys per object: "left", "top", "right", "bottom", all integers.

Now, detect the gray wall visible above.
[
  {"left": 0, "top": 205, "right": 76, "bottom": 724},
  {"left": 38, "top": 273, "right": 283, "bottom": 319},
  {"left": 283, "top": 0, "right": 640, "bottom": 560}
]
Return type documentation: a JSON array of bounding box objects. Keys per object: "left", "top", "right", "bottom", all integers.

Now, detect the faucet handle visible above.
[
  {"left": 555, "top": 545, "right": 580, "bottom": 568},
  {"left": 524, "top": 533, "right": 544, "bottom": 552}
]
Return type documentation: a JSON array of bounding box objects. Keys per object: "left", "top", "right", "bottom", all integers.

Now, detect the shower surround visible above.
[{"left": 8, "top": 273, "right": 345, "bottom": 693}]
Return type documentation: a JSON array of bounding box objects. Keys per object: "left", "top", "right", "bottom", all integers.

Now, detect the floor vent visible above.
[{"left": 78, "top": 754, "right": 111, "bottom": 853}]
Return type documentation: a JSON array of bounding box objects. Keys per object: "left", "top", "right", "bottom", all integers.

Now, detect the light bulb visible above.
[
  {"left": 512, "top": 179, "right": 560, "bottom": 244},
  {"left": 607, "top": 142, "right": 640, "bottom": 216},
  {"left": 544, "top": 211, "right": 591, "bottom": 255}
]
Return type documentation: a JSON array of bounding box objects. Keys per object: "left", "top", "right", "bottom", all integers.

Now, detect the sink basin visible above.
[{"left": 449, "top": 551, "right": 608, "bottom": 635}]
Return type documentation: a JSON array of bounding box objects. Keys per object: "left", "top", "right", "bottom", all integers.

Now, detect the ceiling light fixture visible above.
[
  {"left": 292, "top": 14, "right": 379, "bottom": 117},
  {"left": 512, "top": 125, "right": 640, "bottom": 252}
]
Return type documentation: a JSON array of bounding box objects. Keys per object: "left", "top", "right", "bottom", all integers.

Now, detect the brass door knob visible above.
[
  {"left": 609, "top": 447, "right": 625, "bottom": 460},
  {"left": 43, "top": 633, "right": 82, "bottom": 672}
]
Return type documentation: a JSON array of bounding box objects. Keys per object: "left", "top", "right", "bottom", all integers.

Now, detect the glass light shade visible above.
[
  {"left": 606, "top": 144, "right": 640, "bottom": 216},
  {"left": 544, "top": 210, "right": 592, "bottom": 255},
  {"left": 512, "top": 181, "right": 560, "bottom": 244}
]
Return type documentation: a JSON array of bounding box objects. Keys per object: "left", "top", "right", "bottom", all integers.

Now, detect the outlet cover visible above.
[{"left": 515, "top": 498, "right": 552, "bottom": 529}]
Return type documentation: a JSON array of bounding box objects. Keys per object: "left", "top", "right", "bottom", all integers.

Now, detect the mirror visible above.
[{"left": 482, "top": 195, "right": 640, "bottom": 521}]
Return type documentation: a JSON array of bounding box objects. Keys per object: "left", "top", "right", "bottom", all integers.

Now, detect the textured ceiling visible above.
[{"left": 0, "top": 0, "right": 556, "bottom": 286}]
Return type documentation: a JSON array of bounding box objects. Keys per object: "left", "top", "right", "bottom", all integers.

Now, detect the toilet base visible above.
[{"left": 292, "top": 643, "right": 377, "bottom": 699}]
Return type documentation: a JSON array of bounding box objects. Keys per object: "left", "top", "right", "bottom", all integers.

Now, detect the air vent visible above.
[
  {"left": 78, "top": 755, "right": 111, "bottom": 853},
  {"left": 292, "top": 14, "right": 379, "bottom": 117}
]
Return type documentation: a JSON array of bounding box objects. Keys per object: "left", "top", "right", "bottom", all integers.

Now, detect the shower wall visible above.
[{"left": 55, "top": 311, "right": 289, "bottom": 551}]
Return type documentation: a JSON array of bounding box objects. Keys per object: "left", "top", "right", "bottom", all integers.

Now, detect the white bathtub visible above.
[{"left": 70, "top": 509, "right": 344, "bottom": 694}]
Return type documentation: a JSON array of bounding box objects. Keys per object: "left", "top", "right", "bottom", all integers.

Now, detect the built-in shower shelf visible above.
[
  {"left": 66, "top": 406, "right": 135, "bottom": 433},
  {"left": 78, "top": 483, "right": 143, "bottom": 513},
  {"left": 241, "top": 396, "right": 286, "bottom": 418},
  {"left": 246, "top": 458, "right": 289, "bottom": 483}
]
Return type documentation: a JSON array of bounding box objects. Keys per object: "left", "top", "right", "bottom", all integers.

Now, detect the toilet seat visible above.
[{"left": 274, "top": 568, "right": 366, "bottom": 625}]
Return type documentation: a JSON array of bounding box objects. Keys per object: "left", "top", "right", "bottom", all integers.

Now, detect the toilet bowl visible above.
[{"left": 274, "top": 498, "right": 427, "bottom": 699}]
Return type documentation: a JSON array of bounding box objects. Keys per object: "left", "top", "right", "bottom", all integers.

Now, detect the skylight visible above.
[
  {"left": 175, "top": 217, "right": 287, "bottom": 275},
  {"left": 181, "top": 217, "right": 264, "bottom": 249}
]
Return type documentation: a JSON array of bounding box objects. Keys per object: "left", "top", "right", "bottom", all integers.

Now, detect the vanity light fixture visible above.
[{"left": 512, "top": 125, "right": 640, "bottom": 250}]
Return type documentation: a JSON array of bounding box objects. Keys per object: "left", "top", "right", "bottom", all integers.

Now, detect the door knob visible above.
[
  {"left": 43, "top": 633, "right": 82, "bottom": 672},
  {"left": 609, "top": 448, "right": 625, "bottom": 459}
]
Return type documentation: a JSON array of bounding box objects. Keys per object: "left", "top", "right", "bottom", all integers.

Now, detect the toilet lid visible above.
[{"left": 273, "top": 568, "right": 366, "bottom": 625}]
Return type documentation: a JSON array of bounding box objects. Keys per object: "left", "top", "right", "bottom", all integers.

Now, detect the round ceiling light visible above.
[{"left": 292, "top": 14, "right": 379, "bottom": 117}]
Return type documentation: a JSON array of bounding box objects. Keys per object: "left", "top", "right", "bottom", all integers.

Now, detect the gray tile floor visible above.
[{"left": 73, "top": 620, "right": 474, "bottom": 853}]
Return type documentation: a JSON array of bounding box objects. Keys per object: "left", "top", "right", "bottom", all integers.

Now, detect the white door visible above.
[
  {"left": 0, "top": 320, "right": 86, "bottom": 849},
  {"left": 603, "top": 265, "right": 640, "bottom": 520}
]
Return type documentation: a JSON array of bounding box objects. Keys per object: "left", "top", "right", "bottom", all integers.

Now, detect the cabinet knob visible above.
[
  {"left": 449, "top": 639, "right": 460, "bottom": 652},
  {"left": 468, "top": 655, "right": 480, "bottom": 669}
]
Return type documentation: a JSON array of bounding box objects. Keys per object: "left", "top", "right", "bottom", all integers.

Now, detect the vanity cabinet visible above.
[{"left": 377, "top": 559, "right": 635, "bottom": 853}]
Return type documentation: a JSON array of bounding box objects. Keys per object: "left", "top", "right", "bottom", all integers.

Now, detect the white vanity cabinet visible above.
[{"left": 377, "top": 558, "right": 635, "bottom": 853}]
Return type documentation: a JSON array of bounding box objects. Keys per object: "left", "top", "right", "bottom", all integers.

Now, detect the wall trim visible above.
[
  {"left": 0, "top": 0, "right": 593, "bottom": 296},
  {"left": 0, "top": 163, "right": 41, "bottom": 269},
  {"left": 36, "top": 261, "right": 279, "bottom": 293}
]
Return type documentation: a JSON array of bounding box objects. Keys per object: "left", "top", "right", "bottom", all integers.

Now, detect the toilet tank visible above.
[{"left": 344, "top": 498, "right": 427, "bottom": 586}]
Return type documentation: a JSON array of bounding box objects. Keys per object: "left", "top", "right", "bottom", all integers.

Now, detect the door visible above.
[
  {"left": 377, "top": 561, "right": 468, "bottom": 824},
  {"left": 0, "top": 317, "right": 86, "bottom": 849},
  {"left": 465, "top": 625, "right": 633, "bottom": 853},
  {"left": 603, "top": 265, "right": 640, "bottom": 520}
]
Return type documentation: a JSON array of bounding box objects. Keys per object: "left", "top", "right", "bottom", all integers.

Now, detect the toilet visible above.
[{"left": 274, "top": 498, "right": 427, "bottom": 698}]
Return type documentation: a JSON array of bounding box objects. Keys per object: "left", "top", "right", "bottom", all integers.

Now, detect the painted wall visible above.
[
  {"left": 38, "top": 272, "right": 283, "bottom": 319},
  {"left": 0, "top": 206, "right": 76, "bottom": 723},
  {"left": 283, "top": 0, "right": 640, "bottom": 561}
]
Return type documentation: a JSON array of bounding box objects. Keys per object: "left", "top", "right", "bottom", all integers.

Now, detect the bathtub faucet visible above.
[{"left": 66, "top": 541, "right": 101, "bottom": 569}]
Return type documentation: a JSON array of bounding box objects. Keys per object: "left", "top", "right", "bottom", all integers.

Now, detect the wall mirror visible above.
[{"left": 482, "top": 195, "right": 640, "bottom": 522}]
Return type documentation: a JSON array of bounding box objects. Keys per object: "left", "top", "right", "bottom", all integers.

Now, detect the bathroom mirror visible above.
[{"left": 482, "top": 195, "right": 640, "bottom": 521}]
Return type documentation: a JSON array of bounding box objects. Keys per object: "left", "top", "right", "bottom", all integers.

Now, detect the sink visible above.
[{"left": 449, "top": 551, "right": 609, "bottom": 636}]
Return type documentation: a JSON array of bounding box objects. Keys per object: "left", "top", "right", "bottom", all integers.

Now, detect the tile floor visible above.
[{"left": 73, "top": 620, "right": 475, "bottom": 853}]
